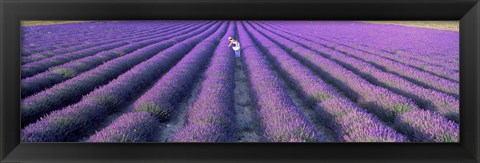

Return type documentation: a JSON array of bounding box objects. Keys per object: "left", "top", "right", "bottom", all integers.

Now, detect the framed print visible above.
[{"left": 1, "top": 0, "right": 479, "bottom": 162}]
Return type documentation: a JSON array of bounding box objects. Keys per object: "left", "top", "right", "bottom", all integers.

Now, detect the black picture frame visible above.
[{"left": 1, "top": 0, "right": 479, "bottom": 162}]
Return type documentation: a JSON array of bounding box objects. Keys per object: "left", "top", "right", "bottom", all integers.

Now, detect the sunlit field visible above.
[{"left": 21, "top": 21, "right": 459, "bottom": 142}]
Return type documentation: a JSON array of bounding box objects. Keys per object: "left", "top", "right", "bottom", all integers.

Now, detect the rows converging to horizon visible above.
[{"left": 20, "top": 21, "right": 459, "bottom": 142}]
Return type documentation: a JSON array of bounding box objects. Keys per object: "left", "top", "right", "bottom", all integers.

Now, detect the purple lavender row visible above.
[
  {"left": 21, "top": 22, "right": 205, "bottom": 98},
  {"left": 87, "top": 112, "right": 160, "bottom": 142},
  {"left": 22, "top": 26, "right": 159, "bottom": 64},
  {"left": 21, "top": 22, "right": 207, "bottom": 98},
  {"left": 279, "top": 21, "right": 459, "bottom": 63},
  {"left": 264, "top": 22, "right": 460, "bottom": 97},
  {"left": 337, "top": 38, "right": 459, "bottom": 76},
  {"left": 87, "top": 22, "right": 228, "bottom": 142},
  {"left": 336, "top": 44, "right": 459, "bottom": 81},
  {"left": 313, "top": 36, "right": 459, "bottom": 81},
  {"left": 353, "top": 45, "right": 459, "bottom": 72},
  {"left": 21, "top": 22, "right": 131, "bottom": 43},
  {"left": 394, "top": 109, "right": 458, "bottom": 142},
  {"left": 337, "top": 42, "right": 459, "bottom": 71},
  {"left": 21, "top": 22, "right": 150, "bottom": 56},
  {"left": 21, "top": 22, "right": 181, "bottom": 56},
  {"left": 21, "top": 22, "right": 109, "bottom": 55},
  {"left": 21, "top": 22, "right": 222, "bottom": 142},
  {"left": 237, "top": 22, "right": 329, "bottom": 142},
  {"left": 326, "top": 47, "right": 460, "bottom": 122},
  {"left": 132, "top": 21, "right": 226, "bottom": 120},
  {"left": 388, "top": 49, "right": 458, "bottom": 71},
  {"left": 22, "top": 22, "right": 186, "bottom": 66},
  {"left": 243, "top": 22, "right": 408, "bottom": 142},
  {"left": 254, "top": 24, "right": 417, "bottom": 122},
  {"left": 253, "top": 22, "right": 459, "bottom": 122},
  {"left": 358, "top": 41, "right": 459, "bottom": 68},
  {"left": 21, "top": 41, "right": 129, "bottom": 79},
  {"left": 253, "top": 22, "right": 458, "bottom": 142},
  {"left": 22, "top": 22, "right": 191, "bottom": 62},
  {"left": 86, "top": 22, "right": 226, "bottom": 142},
  {"left": 284, "top": 24, "right": 459, "bottom": 77},
  {"left": 22, "top": 21, "right": 191, "bottom": 46},
  {"left": 22, "top": 42, "right": 80, "bottom": 57},
  {"left": 335, "top": 46, "right": 460, "bottom": 90},
  {"left": 20, "top": 22, "right": 218, "bottom": 127},
  {"left": 266, "top": 22, "right": 459, "bottom": 72},
  {"left": 319, "top": 98, "right": 409, "bottom": 142},
  {"left": 21, "top": 22, "right": 184, "bottom": 59},
  {"left": 263, "top": 22, "right": 459, "bottom": 78},
  {"left": 262, "top": 22, "right": 459, "bottom": 97},
  {"left": 21, "top": 22, "right": 190, "bottom": 64},
  {"left": 171, "top": 22, "right": 236, "bottom": 142}
]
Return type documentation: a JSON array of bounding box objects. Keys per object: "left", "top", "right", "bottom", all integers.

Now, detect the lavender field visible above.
[{"left": 20, "top": 21, "right": 459, "bottom": 142}]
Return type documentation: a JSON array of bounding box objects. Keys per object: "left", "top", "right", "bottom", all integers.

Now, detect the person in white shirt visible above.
[{"left": 228, "top": 37, "right": 241, "bottom": 57}]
